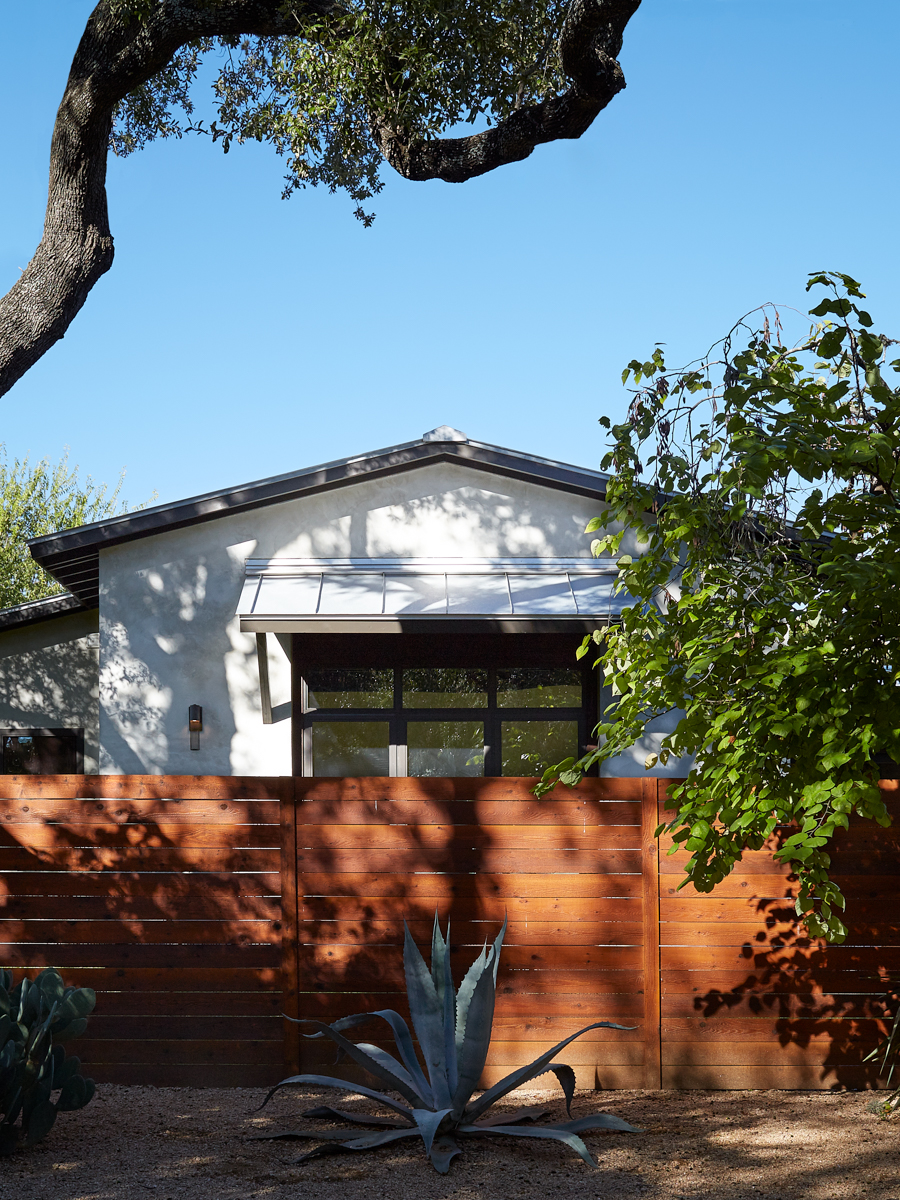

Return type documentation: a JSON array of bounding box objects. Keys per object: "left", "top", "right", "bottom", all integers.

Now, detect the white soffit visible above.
[{"left": 237, "top": 559, "right": 631, "bottom": 632}]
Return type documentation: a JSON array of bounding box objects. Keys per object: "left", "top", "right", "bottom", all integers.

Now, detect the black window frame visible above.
[
  {"left": 291, "top": 633, "right": 597, "bottom": 778},
  {"left": 0, "top": 728, "right": 84, "bottom": 774}
]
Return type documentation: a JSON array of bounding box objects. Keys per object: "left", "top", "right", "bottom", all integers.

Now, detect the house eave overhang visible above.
[
  {"left": 0, "top": 592, "right": 90, "bottom": 633},
  {"left": 27, "top": 438, "right": 611, "bottom": 607}
]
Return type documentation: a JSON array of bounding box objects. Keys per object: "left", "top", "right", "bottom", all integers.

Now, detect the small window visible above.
[{"left": 0, "top": 729, "right": 83, "bottom": 774}]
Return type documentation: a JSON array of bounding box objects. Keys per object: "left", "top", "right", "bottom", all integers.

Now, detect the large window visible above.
[{"left": 292, "top": 634, "right": 595, "bottom": 777}]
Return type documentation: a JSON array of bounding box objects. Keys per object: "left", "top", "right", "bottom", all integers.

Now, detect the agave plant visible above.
[{"left": 255, "top": 914, "right": 640, "bottom": 1172}]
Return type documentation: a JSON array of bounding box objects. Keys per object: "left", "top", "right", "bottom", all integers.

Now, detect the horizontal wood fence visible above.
[
  {"left": 1, "top": 774, "right": 897, "bottom": 1090},
  {"left": 0, "top": 776, "right": 287, "bottom": 1087}
]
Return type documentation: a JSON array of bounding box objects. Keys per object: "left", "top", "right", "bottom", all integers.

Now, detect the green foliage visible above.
[
  {"left": 110, "top": 1, "right": 571, "bottom": 221},
  {"left": 540, "top": 271, "right": 900, "bottom": 943},
  {"left": 0, "top": 968, "right": 97, "bottom": 1155},
  {"left": 0, "top": 447, "right": 145, "bottom": 609},
  {"left": 254, "top": 914, "right": 639, "bottom": 1172}
]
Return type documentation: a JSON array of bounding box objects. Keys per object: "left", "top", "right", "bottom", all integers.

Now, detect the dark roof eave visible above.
[{"left": 0, "top": 592, "right": 91, "bottom": 632}]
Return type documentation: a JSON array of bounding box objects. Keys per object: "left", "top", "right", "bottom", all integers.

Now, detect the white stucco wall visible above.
[
  {"left": 0, "top": 609, "right": 101, "bottom": 772},
  {"left": 97, "top": 459, "right": 692, "bottom": 777}
]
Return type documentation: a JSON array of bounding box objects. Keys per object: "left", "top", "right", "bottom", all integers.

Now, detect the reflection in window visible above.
[
  {"left": 402, "top": 668, "right": 488, "bottom": 709},
  {"left": 408, "top": 721, "right": 484, "bottom": 777},
  {"left": 1, "top": 733, "right": 79, "bottom": 774},
  {"left": 500, "top": 720, "right": 579, "bottom": 776},
  {"left": 312, "top": 722, "right": 390, "bottom": 776},
  {"left": 306, "top": 669, "right": 393, "bottom": 710},
  {"left": 497, "top": 668, "right": 581, "bottom": 708}
]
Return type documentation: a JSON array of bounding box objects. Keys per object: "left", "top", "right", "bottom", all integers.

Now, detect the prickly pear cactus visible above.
[{"left": 0, "top": 967, "right": 96, "bottom": 1155}]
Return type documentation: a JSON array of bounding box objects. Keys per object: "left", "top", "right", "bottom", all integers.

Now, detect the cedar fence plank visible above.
[
  {"left": 0, "top": 799, "right": 280, "bottom": 823},
  {"left": 661, "top": 1064, "right": 887, "bottom": 1089},
  {"left": 0, "top": 920, "right": 280, "bottom": 946},
  {"left": 295, "top": 920, "right": 643, "bottom": 946},
  {"left": 660, "top": 944, "right": 900, "bottom": 972},
  {"left": 659, "top": 922, "right": 900, "bottom": 945},
  {"left": 296, "top": 848, "right": 642, "bottom": 873},
  {"left": 301, "top": 943, "right": 643, "bottom": 973},
  {"left": 0, "top": 847, "right": 280, "bottom": 871},
  {"left": 0, "top": 895, "right": 281, "bottom": 921},
  {"left": 91, "top": 992, "right": 284, "bottom": 1016},
  {"left": 85, "top": 1015, "right": 282, "bottom": 1040},
  {"left": 296, "top": 992, "right": 645, "bottom": 1019},
  {"left": 663, "top": 992, "right": 893, "bottom": 1019},
  {"left": 298, "top": 871, "right": 643, "bottom": 900},
  {"left": 293, "top": 777, "right": 645, "bottom": 802},
  {"left": 661, "top": 1040, "right": 883, "bottom": 1066},
  {"left": 0, "top": 776, "right": 291, "bottom": 801},
  {"left": 75, "top": 1039, "right": 285, "bottom": 1066},
  {"left": 0, "top": 944, "right": 280, "bottom": 968},
  {"left": 0, "top": 823, "right": 281, "bottom": 849},
  {"left": 661, "top": 968, "right": 899, "bottom": 994},
  {"left": 299, "top": 896, "right": 641, "bottom": 923},
  {"left": 296, "top": 824, "right": 642, "bottom": 851},
  {"left": 661, "top": 1017, "right": 889, "bottom": 1040},
  {"left": 294, "top": 799, "right": 641, "bottom": 826},
  {"left": 28, "top": 966, "right": 281, "bottom": 991},
  {"left": 0, "top": 871, "right": 280, "bottom": 898}
]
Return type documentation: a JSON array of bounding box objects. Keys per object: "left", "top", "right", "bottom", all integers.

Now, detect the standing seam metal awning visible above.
[{"left": 237, "top": 558, "right": 632, "bottom": 633}]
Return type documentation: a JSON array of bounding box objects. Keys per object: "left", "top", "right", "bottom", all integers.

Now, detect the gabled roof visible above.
[{"left": 28, "top": 430, "right": 610, "bottom": 608}]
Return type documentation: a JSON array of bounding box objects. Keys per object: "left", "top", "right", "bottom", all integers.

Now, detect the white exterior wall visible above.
[
  {"left": 97, "top": 460, "right": 692, "bottom": 777},
  {"left": 0, "top": 610, "right": 101, "bottom": 772}
]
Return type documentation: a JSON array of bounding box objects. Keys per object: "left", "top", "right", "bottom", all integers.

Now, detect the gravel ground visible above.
[{"left": 6, "top": 1085, "right": 900, "bottom": 1200}]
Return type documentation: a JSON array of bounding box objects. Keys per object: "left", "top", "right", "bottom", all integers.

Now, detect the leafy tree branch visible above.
[
  {"left": 0, "top": 0, "right": 641, "bottom": 398},
  {"left": 540, "top": 271, "right": 899, "bottom": 942}
]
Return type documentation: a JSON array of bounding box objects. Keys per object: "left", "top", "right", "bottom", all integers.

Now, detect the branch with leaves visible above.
[
  {"left": 0, "top": 0, "right": 641, "bottom": 398},
  {"left": 540, "top": 271, "right": 899, "bottom": 942}
]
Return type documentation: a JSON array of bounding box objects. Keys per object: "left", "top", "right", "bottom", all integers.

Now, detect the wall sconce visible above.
[{"left": 188, "top": 705, "right": 202, "bottom": 751}]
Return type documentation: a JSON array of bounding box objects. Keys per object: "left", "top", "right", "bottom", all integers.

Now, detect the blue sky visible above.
[{"left": 1, "top": 2, "right": 898, "bottom": 509}]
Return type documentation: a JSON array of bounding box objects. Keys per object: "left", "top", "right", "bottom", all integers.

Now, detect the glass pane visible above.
[
  {"left": 305, "top": 669, "right": 393, "bottom": 710},
  {"left": 408, "top": 721, "right": 485, "bottom": 777},
  {"left": 2, "top": 735, "right": 75, "bottom": 774},
  {"left": 402, "top": 668, "right": 487, "bottom": 709},
  {"left": 497, "top": 668, "right": 582, "bottom": 708},
  {"left": 501, "top": 720, "right": 579, "bottom": 776},
  {"left": 312, "top": 722, "right": 390, "bottom": 776}
]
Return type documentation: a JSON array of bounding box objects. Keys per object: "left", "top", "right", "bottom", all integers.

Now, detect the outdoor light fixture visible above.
[{"left": 188, "top": 705, "right": 202, "bottom": 751}]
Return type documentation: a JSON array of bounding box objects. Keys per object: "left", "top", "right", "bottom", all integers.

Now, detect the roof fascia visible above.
[{"left": 0, "top": 592, "right": 90, "bottom": 632}]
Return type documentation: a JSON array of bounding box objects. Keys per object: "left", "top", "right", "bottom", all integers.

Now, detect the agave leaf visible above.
[
  {"left": 431, "top": 915, "right": 458, "bottom": 1095},
  {"left": 489, "top": 915, "right": 508, "bottom": 986},
  {"left": 403, "top": 921, "right": 452, "bottom": 1107},
  {"left": 302, "top": 1009, "right": 433, "bottom": 1105},
  {"left": 547, "top": 1064, "right": 576, "bottom": 1116},
  {"left": 472, "top": 1105, "right": 551, "bottom": 1127},
  {"left": 458, "top": 1122, "right": 598, "bottom": 1168},
  {"left": 298, "top": 1020, "right": 422, "bottom": 1107},
  {"left": 451, "top": 952, "right": 501, "bottom": 1117},
  {"left": 466, "top": 1021, "right": 634, "bottom": 1120},
  {"left": 250, "top": 1127, "right": 368, "bottom": 1142},
  {"left": 455, "top": 943, "right": 488, "bottom": 1052},
  {"left": 353, "top": 1043, "right": 422, "bottom": 1097},
  {"left": 301, "top": 1105, "right": 413, "bottom": 1128},
  {"left": 255, "top": 1074, "right": 414, "bottom": 1121},
  {"left": 413, "top": 1106, "right": 452, "bottom": 1159},
  {"left": 430, "top": 1134, "right": 461, "bottom": 1174},
  {"left": 556, "top": 1113, "right": 642, "bottom": 1134},
  {"left": 294, "top": 1126, "right": 422, "bottom": 1163}
]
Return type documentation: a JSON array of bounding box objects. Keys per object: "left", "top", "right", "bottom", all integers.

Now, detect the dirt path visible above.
[{"left": 6, "top": 1086, "right": 900, "bottom": 1200}]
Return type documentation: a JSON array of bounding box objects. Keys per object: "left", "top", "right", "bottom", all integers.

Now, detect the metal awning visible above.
[{"left": 237, "top": 558, "right": 631, "bottom": 633}]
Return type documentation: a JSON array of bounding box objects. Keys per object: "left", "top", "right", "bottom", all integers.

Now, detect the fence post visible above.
[
  {"left": 280, "top": 776, "right": 301, "bottom": 1075},
  {"left": 641, "top": 777, "right": 662, "bottom": 1089}
]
